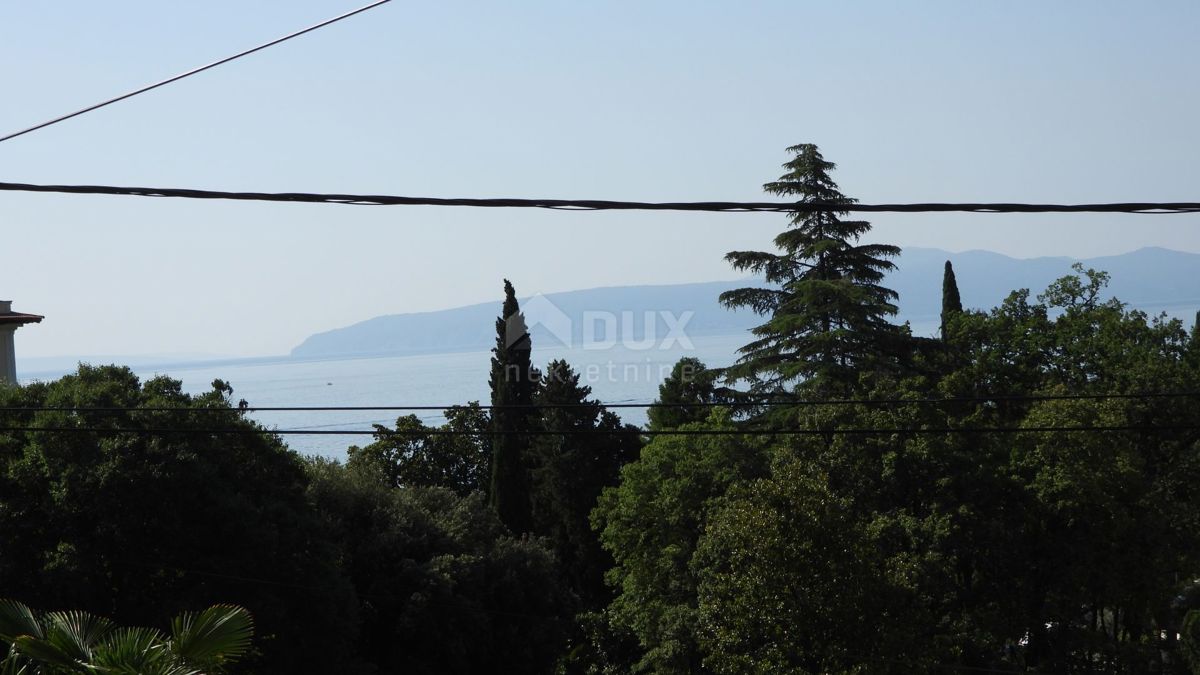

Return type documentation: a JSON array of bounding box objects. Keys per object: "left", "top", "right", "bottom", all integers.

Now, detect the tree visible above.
[
  {"left": 719, "top": 144, "right": 903, "bottom": 395},
  {"left": 940, "top": 260, "right": 963, "bottom": 337},
  {"left": 692, "top": 265, "right": 1200, "bottom": 671},
  {"left": 530, "top": 360, "right": 641, "bottom": 610},
  {"left": 593, "top": 264, "right": 1200, "bottom": 673},
  {"left": 592, "top": 411, "right": 769, "bottom": 673},
  {"left": 0, "top": 600, "right": 253, "bottom": 674},
  {"left": 647, "top": 357, "right": 718, "bottom": 431},
  {"left": 695, "top": 458, "right": 922, "bottom": 674},
  {"left": 489, "top": 279, "right": 539, "bottom": 534},
  {"left": 1184, "top": 610, "right": 1200, "bottom": 675},
  {"left": 304, "top": 460, "right": 575, "bottom": 674},
  {"left": 1190, "top": 310, "right": 1200, "bottom": 358},
  {"left": 0, "top": 366, "right": 358, "bottom": 674},
  {"left": 923, "top": 266, "right": 1200, "bottom": 670},
  {"left": 347, "top": 402, "right": 490, "bottom": 496}
]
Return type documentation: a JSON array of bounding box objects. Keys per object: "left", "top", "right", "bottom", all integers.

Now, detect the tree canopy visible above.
[
  {"left": 0, "top": 366, "right": 356, "bottom": 673},
  {"left": 346, "top": 402, "right": 490, "bottom": 496},
  {"left": 597, "top": 261, "right": 1200, "bottom": 673},
  {"left": 304, "top": 460, "right": 575, "bottom": 674},
  {"left": 647, "top": 357, "right": 719, "bottom": 431}
]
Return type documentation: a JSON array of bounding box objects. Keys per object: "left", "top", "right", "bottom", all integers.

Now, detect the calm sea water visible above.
[
  {"left": 39, "top": 307, "right": 1200, "bottom": 458},
  {"left": 108, "top": 333, "right": 755, "bottom": 458}
]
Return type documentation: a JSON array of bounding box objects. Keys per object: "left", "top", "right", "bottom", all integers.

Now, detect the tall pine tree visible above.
[
  {"left": 720, "top": 144, "right": 902, "bottom": 394},
  {"left": 941, "top": 260, "right": 963, "bottom": 338},
  {"left": 488, "top": 279, "right": 538, "bottom": 534}
]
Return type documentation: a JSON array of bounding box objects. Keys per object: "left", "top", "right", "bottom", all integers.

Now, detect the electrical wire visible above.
[
  {"left": 1, "top": 181, "right": 1198, "bottom": 213},
  {"left": 2, "top": 390, "right": 1197, "bottom": 414},
  {"left": 0, "top": 1, "right": 392, "bottom": 145},
  {"left": 0, "top": 424, "right": 1196, "bottom": 437}
]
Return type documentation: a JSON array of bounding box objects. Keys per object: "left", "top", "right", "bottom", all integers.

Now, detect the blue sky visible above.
[{"left": 2, "top": 1, "right": 1198, "bottom": 358}]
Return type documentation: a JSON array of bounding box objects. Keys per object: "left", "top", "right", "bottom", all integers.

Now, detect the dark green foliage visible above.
[
  {"left": 1184, "top": 610, "right": 1200, "bottom": 674},
  {"left": 647, "top": 357, "right": 718, "bottom": 431},
  {"left": 940, "top": 259, "right": 962, "bottom": 337},
  {"left": 0, "top": 365, "right": 357, "bottom": 674},
  {"left": 930, "top": 266, "right": 1200, "bottom": 671},
  {"left": 346, "top": 402, "right": 490, "bottom": 495},
  {"left": 695, "top": 457, "right": 925, "bottom": 674},
  {"left": 600, "top": 264, "right": 1200, "bottom": 673},
  {"left": 1191, "top": 310, "right": 1200, "bottom": 356},
  {"left": 560, "top": 608, "right": 643, "bottom": 675},
  {"left": 304, "top": 460, "right": 575, "bottom": 674},
  {"left": 720, "top": 144, "right": 903, "bottom": 395},
  {"left": 489, "top": 279, "right": 539, "bottom": 534},
  {"left": 530, "top": 360, "right": 641, "bottom": 611},
  {"left": 592, "top": 411, "right": 770, "bottom": 673}
]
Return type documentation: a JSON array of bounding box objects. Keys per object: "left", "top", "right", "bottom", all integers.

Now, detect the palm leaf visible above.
[
  {"left": 91, "top": 626, "right": 176, "bottom": 674},
  {"left": 9, "top": 635, "right": 91, "bottom": 672},
  {"left": 42, "top": 610, "right": 114, "bottom": 663},
  {"left": 0, "top": 600, "right": 42, "bottom": 643},
  {"left": 168, "top": 605, "right": 253, "bottom": 667},
  {"left": 0, "top": 652, "right": 32, "bottom": 675}
]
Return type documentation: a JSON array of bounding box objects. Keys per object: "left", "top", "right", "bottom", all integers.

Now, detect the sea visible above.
[
  {"left": 21, "top": 333, "right": 756, "bottom": 458},
  {"left": 23, "top": 305, "right": 1197, "bottom": 459}
]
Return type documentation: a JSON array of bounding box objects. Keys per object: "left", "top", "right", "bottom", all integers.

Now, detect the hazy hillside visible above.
[
  {"left": 291, "top": 247, "right": 1200, "bottom": 358},
  {"left": 291, "top": 281, "right": 761, "bottom": 358},
  {"left": 895, "top": 246, "right": 1200, "bottom": 317}
]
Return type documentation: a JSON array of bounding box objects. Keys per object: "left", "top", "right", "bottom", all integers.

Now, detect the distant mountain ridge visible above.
[{"left": 290, "top": 247, "right": 1200, "bottom": 358}]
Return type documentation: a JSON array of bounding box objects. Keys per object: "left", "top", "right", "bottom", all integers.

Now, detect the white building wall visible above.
[{"left": 0, "top": 326, "right": 16, "bottom": 385}]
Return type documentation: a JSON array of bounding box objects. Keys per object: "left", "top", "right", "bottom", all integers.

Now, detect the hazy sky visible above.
[{"left": 3, "top": 1, "right": 1198, "bottom": 358}]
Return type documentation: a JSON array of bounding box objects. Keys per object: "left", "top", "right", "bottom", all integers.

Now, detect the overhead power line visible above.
[
  {"left": 0, "top": 181, "right": 1198, "bottom": 214},
  {"left": 0, "top": 0, "right": 392, "bottom": 145},
  {"left": 0, "top": 424, "right": 1196, "bottom": 437},
  {"left": 2, "top": 390, "right": 1197, "bottom": 414}
]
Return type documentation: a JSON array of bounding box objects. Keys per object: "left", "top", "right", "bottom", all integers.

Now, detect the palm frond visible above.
[
  {"left": 9, "top": 636, "right": 90, "bottom": 673},
  {"left": 91, "top": 626, "right": 172, "bottom": 674},
  {"left": 168, "top": 605, "right": 253, "bottom": 667},
  {"left": 42, "top": 611, "right": 114, "bottom": 664},
  {"left": 0, "top": 601, "right": 42, "bottom": 643},
  {"left": 0, "top": 652, "right": 32, "bottom": 675}
]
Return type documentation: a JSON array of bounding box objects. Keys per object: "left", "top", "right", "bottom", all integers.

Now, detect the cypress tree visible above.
[
  {"left": 1190, "top": 310, "right": 1200, "bottom": 358},
  {"left": 720, "top": 144, "right": 902, "bottom": 395},
  {"left": 941, "top": 260, "right": 963, "bottom": 338},
  {"left": 488, "top": 279, "right": 538, "bottom": 534}
]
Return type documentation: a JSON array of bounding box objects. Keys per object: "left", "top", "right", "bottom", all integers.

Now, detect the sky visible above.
[{"left": 2, "top": 1, "right": 1198, "bottom": 358}]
